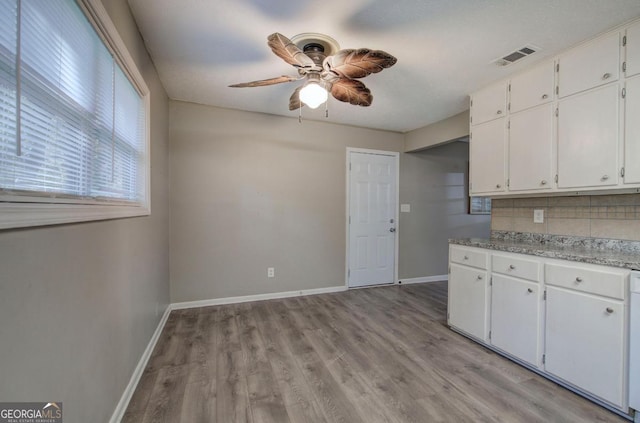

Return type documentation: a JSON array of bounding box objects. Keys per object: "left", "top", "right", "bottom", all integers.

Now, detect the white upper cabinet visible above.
[
  {"left": 510, "top": 61, "right": 556, "bottom": 113},
  {"left": 557, "top": 84, "right": 619, "bottom": 189},
  {"left": 624, "top": 76, "right": 640, "bottom": 183},
  {"left": 558, "top": 32, "right": 620, "bottom": 98},
  {"left": 471, "top": 81, "right": 507, "bottom": 125},
  {"left": 509, "top": 104, "right": 554, "bottom": 191},
  {"left": 470, "top": 118, "right": 507, "bottom": 194},
  {"left": 625, "top": 21, "right": 640, "bottom": 77}
]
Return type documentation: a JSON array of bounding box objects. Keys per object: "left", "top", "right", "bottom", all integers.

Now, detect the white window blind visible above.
[{"left": 0, "top": 0, "right": 146, "bottom": 205}]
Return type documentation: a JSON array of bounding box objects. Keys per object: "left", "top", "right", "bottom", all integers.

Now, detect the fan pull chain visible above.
[
  {"left": 325, "top": 101, "right": 329, "bottom": 118},
  {"left": 298, "top": 104, "right": 302, "bottom": 123}
]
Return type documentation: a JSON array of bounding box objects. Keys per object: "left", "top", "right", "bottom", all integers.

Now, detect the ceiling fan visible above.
[{"left": 229, "top": 33, "right": 397, "bottom": 110}]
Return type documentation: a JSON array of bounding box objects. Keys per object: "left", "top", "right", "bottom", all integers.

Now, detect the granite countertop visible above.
[{"left": 450, "top": 231, "right": 640, "bottom": 270}]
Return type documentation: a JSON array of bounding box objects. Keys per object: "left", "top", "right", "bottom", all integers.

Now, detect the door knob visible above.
[{"left": 389, "top": 227, "right": 396, "bottom": 233}]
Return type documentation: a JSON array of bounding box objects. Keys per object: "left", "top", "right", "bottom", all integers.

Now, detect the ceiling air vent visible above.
[{"left": 493, "top": 45, "right": 538, "bottom": 66}]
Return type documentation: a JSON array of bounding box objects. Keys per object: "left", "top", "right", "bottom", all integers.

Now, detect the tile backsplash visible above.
[{"left": 491, "top": 193, "right": 640, "bottom": 241}]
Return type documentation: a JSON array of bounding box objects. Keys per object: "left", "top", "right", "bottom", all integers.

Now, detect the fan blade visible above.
[
  {"left": 267, "top": 33, "right": 316, "bottom": 69},
  {"left": 229, "top": 75, "right": 298, "bottom": 88},
  {"left": 325, "top": 49, "right": 397, "bottom": 79},
  {"left": 289, "top": 86, "right": 303, "bottom": 110},
  {"left": 330, "top": 78, "right": 373, "bottom": 106}
]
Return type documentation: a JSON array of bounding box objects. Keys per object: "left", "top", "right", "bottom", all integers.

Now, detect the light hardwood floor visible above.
[{"left": 122, "top": 282, "right": 627, "bottom": 422}]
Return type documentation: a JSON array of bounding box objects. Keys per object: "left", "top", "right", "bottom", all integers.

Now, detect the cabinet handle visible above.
[
  {"left": 509, "top": 264, "right": 516, "bottom": 270},
  {"left": 496, "top": 110, "right": 502, "bottom": 115},
  {"left": 527, "top": 288, "right": 533, "bottom": 293},
  {"left": 601, "top": 175, "right": 609, "bottom": 181},
  {"left": 463, "top": 255, "right": 469, "bottom": 260},
  {"left": 575, "top": 277, "right": 583, "bottom": 283},
  {"left": 541, "top": 94, "right": 548, "bottom": 99},
  {"left": 476, "top": 275, "right": 483, "bottom": 280},
  {"left": 540, "top": 180, "right": 547, "bottom": 185},
  {"left": 606, "top": 307, "right": 614, "bottom": 314},
  {"left": 496, "top": 184, "right": 502, "bottom": 189},
  {"left": 602, "top": 72, "right": 611, "bottom": 80}
]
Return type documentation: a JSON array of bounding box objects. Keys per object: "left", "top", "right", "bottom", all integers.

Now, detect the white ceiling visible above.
[{"left": 127, "top": 0, "right": 640, "bottom": 133}]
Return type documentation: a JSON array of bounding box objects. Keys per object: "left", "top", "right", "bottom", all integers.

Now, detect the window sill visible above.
[{"left": 0, "top": 202, "right": 150, "bottom": 230}]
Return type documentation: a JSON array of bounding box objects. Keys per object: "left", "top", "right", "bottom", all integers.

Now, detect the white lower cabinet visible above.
[
  {"left": 545, "top": 286, "right": 626, "bottom": 408},
  {"left": 448, "top": 246, "right": 630, "bottom": 413},
  {"left": 448, "top": 263, "right": 488, "bottom": 341},
  {"left": 490, "top": 275, "right": 541, "bottom": 367}
]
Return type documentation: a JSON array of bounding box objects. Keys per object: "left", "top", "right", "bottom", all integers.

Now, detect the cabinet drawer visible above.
[
  {"left": 545, "top": 262, "right": 627, "bottom": 300},
  {"left": 492, "top": 253, "right": 541, "bottom": 282},
  {"left": 450, "top": 246, "right": 488, "bottom": 269}
]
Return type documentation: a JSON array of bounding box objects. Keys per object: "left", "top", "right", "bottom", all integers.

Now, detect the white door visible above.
[
  {"left": 348, "top": 151, "right": 397, "bottom": 288},
  {"left": 469, "top": 118, "right": 507, "bottom": 194},
  {"left": 557, "top": 84, "right": 619, "bottom": 189},
  {"left": 508, "top": 104, "right": 554, "bottom": 191},
  {"left": 490, "top": 274, "right": 540, "bottom": 366},
  {"left": 545, "top": 286, "right": 626, "bottom": 408}
]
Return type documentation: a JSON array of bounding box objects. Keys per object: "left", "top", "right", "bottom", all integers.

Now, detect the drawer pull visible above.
[
  {"left": 463, "top": 255, "right": 469, "bottom": 260},
  {"left": 540, "top": 180, "right": 547, "bottom": 185},
  {"left": 606, "top": 307, "right": 614, "bottom": 314},
  {"left": 496, "top": 184, "right": 502, "bottom": 189},
  {"left": 601, "top": 174, "right": 609, "bottom": 181},
  {"left": 527, "top": 288, "right": 533, "bottom": 293},
  {"left": 602, "top": 72, "right": 611, "bottom": 80},
  {"left": 541, "top": 94, "right": 548, "bottom": 100},
  {"left": 575, "top": 277, "right": 583, "bottom": 283},
  {"left": 476, "top": 275, "right": 483, "bottom": 280},
  {"left": 496, "top": 110, "right": 502, "bottom": 115},
  {"left": 509, "top": 264, "right": 516, "bottom": 270}
]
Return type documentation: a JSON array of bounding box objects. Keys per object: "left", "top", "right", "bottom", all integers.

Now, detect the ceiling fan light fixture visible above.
[{"left": 299, "top": 81, "right": 327, "bottom": 109}]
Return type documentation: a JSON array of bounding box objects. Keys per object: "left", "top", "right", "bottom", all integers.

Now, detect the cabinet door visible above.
[
  {"left": 510, "top": 61, "right": 555, "bottom": 113},
  {"left": 448, "top": 264, "right": 488, "bottom": 341},
  {"left": 626, "top": 21, "right": 640, "bottom": 77},
  {"left": 558, "top": 31, "right": 620, "bottom": 98},
  {"left": 545, "top": 286, "right": 626, "bottom": 408},
  {"left": 557, "top": 84, "right": 619, "bottom": 189},
  {"left": 509, "top": 104, "right": 554, "bottom": 191},
  {"left": 470, "top": 118, "right": 507, "bottom": 194},
  {"left": 624, "top": 76, "right": 640, "bottom": 183},
  {"left": 471, "top": 81, "right": 507, "bottom": 125},
  {"left": 491, "top": 275, "right": 541, "bottom": 366}
]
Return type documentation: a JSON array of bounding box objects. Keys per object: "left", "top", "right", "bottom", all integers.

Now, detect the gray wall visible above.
[
  {"left": 169, "top": 101, "right": 404, "bottom": 302},
  {"left": 169, "top": 102, "right": 490, "bottom": 302},
  {"left": 0, "top": 1, "right": 170, "bottom": 422},
  {"left": 399, "top": 141, "right": 491, "bottom": 279}
]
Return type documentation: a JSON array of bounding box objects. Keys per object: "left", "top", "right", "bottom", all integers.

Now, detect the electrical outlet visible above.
[
  {"left": 534, "top": 209, "right": 544, "bottom": 223},
  {"left": 267, "top": 267, "right": 275, "bottom": 278}
]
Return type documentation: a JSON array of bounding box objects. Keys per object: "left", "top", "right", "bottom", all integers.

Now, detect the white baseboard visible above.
[
  {"left": 399, "top": 275, "right": 448, "bottom": 285},
  {"left": 171, "top": 285, "right": 348, "bottom": 310},
  {"left": 109, "top": 305, "right": 171, "bottom": 423}
]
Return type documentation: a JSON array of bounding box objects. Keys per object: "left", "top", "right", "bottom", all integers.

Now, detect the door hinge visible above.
[
  {"left": 470, "top": 99, "right": 473, "bottom": 107},
  {"left": 543, "top": 290, "right": 547, "bottom": 300},
  {"left": 507, "top": 120, "right": 511, "bottom": 129},
  {"left": 508, "top": 83, "right": 511, "bottom": 92},
  {"left": 621, "top": 167, "right": 625, "bottom": 178},
  {"left": 623, "top": 62, "right": 627, "bottom": 73},
  {"left": 447, "top": 312, "right": 450, "bottom": 320},
  {"left": 555, "top": 107, "right": 559, "bottom": 117},
  {"left": 489, "top": 277, "right": 493, "bottom": 286},
  {"left": 507, "top": 179, "right": 510, "bottom": 188},
  {"left": 554, "top": 174, "right": 558, "bottom": 183},
  {"left": 622, "top": 87, "right": 627, "bottom": 99},
  {"left": 349, "top": 162, "right": 352, "bottom": 171},
  {"left": 489, "top": 330, "right": 492, "bottom": 340},
  {"left": 470, "top": 116, "right": 473, "bottom": 124},
  {"left": 555, "top": 86, "right": 559, "bottom": 95},
  {"left": 348, "top": 269, "right": 351, "bottom": 277},
  {"left": 542, "top": 354, "right": 546, "bottom": 364},
  {"left": 623, "top": 35, "right": 627, "bottom": 47},
  {"left": 556, "top": 63, "right": 559, "bottom": 72},
  {"left": 508, "top": 102, "right": 511, "bottom": 111},
  {"left": 448, "top": 266, "right": 451, "bottom": 274}
]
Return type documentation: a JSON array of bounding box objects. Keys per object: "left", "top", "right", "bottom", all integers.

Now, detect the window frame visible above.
[{"left": 0, "top": 0, "right": 151, "bottom": 230}]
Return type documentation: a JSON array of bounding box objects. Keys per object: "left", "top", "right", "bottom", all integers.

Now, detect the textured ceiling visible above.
[{"left": 127, "top": 0, "right": 640, "bottom": 132}]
